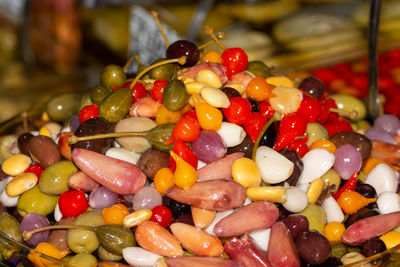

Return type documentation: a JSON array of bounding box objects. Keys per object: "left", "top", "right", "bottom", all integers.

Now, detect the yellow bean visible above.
[
  {"left": 39, "top": 126, "right": 52, "bottom": 137},
  {"left": 200, "top": 86, "right": 230, "bottom": 108},
  {"left": 247, "top": 186, "right": 287, "bottom": 203},
  {"left": 195, "top": 69, "right": 222, "bottom": 88},
  {"left": 379, "top": 231, "right": 400, "bottom": 252},
  {"left": 232, "top": 158, "right": 261, "bottom": 188},
  {"left": 6, "top": 173, "right": 38, "bottom": 197},
  {"left": 123, "top": 209, "right": 152, "bottom": 228},
  {"left": 307, "top": 178, "right": 325, "bottom": 204},
  {"left": 185, "top": 82, "right": 207, "bottom": 95},
  {"left": 266, "top": 76, "right": 294, "bottom": 88},
  {"left": 2, "top": 154, "right": 32, "bottom": 176}
]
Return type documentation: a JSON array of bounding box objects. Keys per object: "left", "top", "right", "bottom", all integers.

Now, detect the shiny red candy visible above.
[
  {"left": 78, "top": 104, "right": 99, "bottom": 123},
  {"left": 222, "top": 97, "right": 252, "bottom": 125},
  {"left": 150, "top": 80, "right": 168, "bottom": 103},
  {"left": 58, "top": 190, "right": 88, "bottom": 217},
  {"left": 150, "top": 205, "right": 173, "bottom": 228},
  {"left": 221, "top": 48, "right": 248, "bottom": 79}
]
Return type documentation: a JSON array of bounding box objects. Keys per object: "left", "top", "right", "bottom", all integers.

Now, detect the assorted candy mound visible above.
[{"left": 1, "top": 35, "right": 400, "bottom": 267}]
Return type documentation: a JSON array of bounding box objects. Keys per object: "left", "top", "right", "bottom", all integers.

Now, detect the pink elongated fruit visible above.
[
  {"left": 166, "top": 180, "right": 246, "bottom": 211},
  {"left": 342, "top": 211, "right": 400, "bottom": 245},
  {"left": 197, "top": 152, "right": 244, "bottom": 182},
  {"left": 166, "top": 256, "right": 243, "bottom": 267},
  {"left": 267, "top": 221, "right": 300, "bottom": 267},
  {"left": 214, "top": 201, "right": 279, "bottom": 237},
  {"left": 224, "top": 234, "right": 271, "bottom": 267},
  {"left": 67, "top": 171, "right": 99, "bottom": 192},
  {"left": 71, "top": 148, "right": 146, "bottom": 195}
]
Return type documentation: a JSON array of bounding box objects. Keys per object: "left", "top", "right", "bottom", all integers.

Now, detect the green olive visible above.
[
  {"left": 0, "top": 213, "right": 22, "bottom": 259},
  {"left": 39, "top": 160, "right": 78, "bottom": 196},
  {"left": 80, "top": 93, "right": 93, "bottom": 110},
  {"left": 68, "top": 253, "right": 97, "bottom": 267},
  {"left": 163, "top": 79, "right": 189, "bottom": 111},
  {"left": 90, "top": 84, "right": 112, "bottom": 106},
  {"left": 306, "top": 122, "right": 329, "bottom": 147},
  {"left": 246, "top": 60, "right": 270, "bottom": 78},
  {"left": 321, "top": 169, "right": 341, "bottom": 194},
  {"left": 46, "top": 93, "right": 82, "bottom": 122},
  {"left": 331, "top": 242, "right": 347, "bottom": 259},
  {"left": 95, "top": 225, "right": 135, "bottom": 255},
  {"left": 146, "top": 123, "right": 175, "bottom": 152},
  {"left": 17, "top": 185, "right": 59, "bottom": 217},
  {"left": 149, "top": 58, "right": 177, "bottom": 80},
  {"left": 97, "top": 246, "right": 123, "bottom": 261},
  {"left": 329, "top": 94, "right": 367, "bottom": 121},
  {"left": 99, "top": 87, "right": 132, "bottom": 123},
  {"left": 100, "top": 64, "right": 126, "bottom": 88}
]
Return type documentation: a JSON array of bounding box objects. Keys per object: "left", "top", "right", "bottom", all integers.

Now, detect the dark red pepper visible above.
[
  {"left": 244, "top": 112, "right": 268, "bottom": 143},
  {"left": 150, "top": 80, "right": 168, "bottom": 103},
  {"left": 333, "top": 172, "right": 358, "bottom": 200},
  {"left": 273, "top": 113, "right": 308, "bottom": 152},
  {"left": 165, "top": 110, "right": 200, "bottom": 144},
  {"left": 222, "top": 97, "right": 252, "bottom": 126},
  {"left": 168, "top": 139, "right": 198, "bottom": 172},
  {"left": 297, "top": 94, "right": 321, "bottom": 123}
]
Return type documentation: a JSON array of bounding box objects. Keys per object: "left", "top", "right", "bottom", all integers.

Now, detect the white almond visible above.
[
  {"left": 201, "top": 86, "right": 230, "bottom": 108},
  {"left": 321, "top": 196, "right": 345, "bottom": 223},
  {"left": 217, "top": 122, "right": 246, "bottom": 147},
  {"left": 377, "top": 192, "right": 400, "bottom": 214},
  {"left": 364, "top": 163, "right": 398, "bottom": 196},
  {"left": 297, "top": 148, "right": 335, "bottom": 184},
  {"left": 0, "top": 190, "right": 18, "bottom": 207},
  {"left": 122, "top": 246, "right": 162, "bottom": 267},
  {"left": 249, "top": 228, "right": 271, "bottom": 252},
  {"left": 282, "top": 187, "right": 308, "bottom": 213},
  {"left": 106, "top": 147, "right": 141, "bottom": 165},
  {"left": 255, "top": 146, "right": 294, "bottom": 184}
]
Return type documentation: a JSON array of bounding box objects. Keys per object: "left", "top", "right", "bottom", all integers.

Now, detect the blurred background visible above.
[{"left": 0, "top": 0, "right": 399, "bottom": 124}]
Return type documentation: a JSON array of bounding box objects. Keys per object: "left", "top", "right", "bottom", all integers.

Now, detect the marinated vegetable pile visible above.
[{"left": 1, "top": 23, "right": 400, "bottom": 267}]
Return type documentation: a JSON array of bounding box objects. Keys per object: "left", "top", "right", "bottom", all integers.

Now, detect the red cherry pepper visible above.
[
  {"left": 150, "top": 80, "right": 168, "bottom": 103},
  {"left": 222, "top": 97, "right": 252, "bottom": 126},
  {"left": 244, "top": 112, "right": 268, "bottom": 143},
  {"left": 150, "top": 205, "right": 172, "bottom": 228},
  {"left": 221, "top": 47, "right": 248, "bottom": 79},
  {"left": 24, "top": 163, "right": 44, "bottom": 181},
  {"left": 313, "top": 68, "right": 338, "bottom": 85},
  {"left": 318, "top": 98, "right": 338, "bottom": 124},
  {"left": 287, "top": 137, "right": 309, "bottom": 158},
  {"left": 168, "top": 139, "right": 198, "bottom": 172},
  {"left": 58, "top": 190, "right": 88, "bottom": 217},
  {"left": 297, "top": 94, "right": 321, "bottom": 123},
  {"left": 273, "top": 113, "right": 308, "bottom": 152},
  {"left": 78, "top": 104, "right": 99, "bottom": 124},
  {"left": 131, "top": 82, "right": 148, "bottom": 103},
  {"left": 333, "top": 172, "right": 358, "bottom": 200},
  {"left": 323, "top": 117, "right": 353, "bottom": 137},
  {"left": 166, "top": 110, "right": 200, "bottom": 144},
  {"left": 259, "top": 101, "right": 275, "bottom": 119}
]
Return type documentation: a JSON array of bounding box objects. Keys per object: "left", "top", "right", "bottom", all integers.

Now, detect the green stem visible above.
[
  {"left": 68, "top": 131, "right": 148, "bottom": 145},
  {"left": 23, "top": 225, "right": 93, "bottom": 241},
  {"left": 252, "top": 117, "right": 276, "bottom": 161}
]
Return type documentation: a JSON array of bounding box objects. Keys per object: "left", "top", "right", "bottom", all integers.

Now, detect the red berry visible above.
[
  {"left": 79, "top": 104, "right": 99, "bottom": 124},
  {"left": 259, "top": 101, "right": 275, "bottom": 119},
  {"left": 150, "top": 80, "right": 168, "bottom": 103},
  {"left": 131, "top": 82, "right": 148, "bottom": 103},
  {"left": 222, "top": 97, "right": 252, "bottom": 125},
  {"left": 221, "top": 48, "right": 248, "bottom": 79},
  {"left": 150, "top": 205, "right": 172, "bottom": 228},
  {"left": 274, "top": 113, "right": 308, "bottom": 152},
  {"left": 297, "top": 94, "right": 321, "bottom": 123},
  {"left": 287, "top": 137, "right": 309, "bottom": 158},
  {"left": 24, "top": 163, "right": 44, "bottom": 181},
  {"left": 58, "top": 190, "right": 88, "bottom": 217}
]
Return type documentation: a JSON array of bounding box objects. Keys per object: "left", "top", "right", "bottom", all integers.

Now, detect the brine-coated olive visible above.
[
  {"left": 330, "top": 131, "right": 372, "bottom": 161},
  {"left": 149, "top": 58, "right": 177, "bottom": 80},
  {"left": 68, "top": 253, "right": 98, "bottom": 267},
  {"left": 275, "top": 148, "right": 303, "bottom": 186},
  {"left": 166, "top": 40, "right": 199, "bottom": 67},
  {"left": 137, "top": 148, "right": 169, "bottom": 178},
  {"left": 80, "top": 93, "right": 93, "bottom": 110},
  {"left": 259, "top": 121, "right": 279, "bottom": 148},
  {"left": 317, "top": 257, "right": 342, "bottom": 266},
  {"left": 72, "top": 117, "right": 115, "bottom": 154},
  {"left": 90, "top": 84, "right": 112, "bottom": 105},
  {"left": 306, "top": 122, "right": 329, "bottom": 147},
  {"left": 17, "top": 132, "right": 33, "bottom": 155},
  {"left": 39, "top": 160, "right": 78, "bottom": 196},
  {"left": 163, "top": 196, "right": 191, "bottom": 219},
  {"left": 48, "top": 217, "right": 75, "bottom": 252},
  {"left": 17, "top": 185, "right": 59, "bottom": 217},
  {"left": 282, "top": 214, "right": 309, "bottom": 239},
  {"left": 221, "top": 87, "right": 241, "bottom": 98},
  {"left": 331, "top": 242, "right": 347, "bottom": 259},
  {"left": 46, "top": 93, "right": 82, "bottom": 122},
  {"left": 295, "top": 230, "right": 331, "bottom": 265},
  {"left": 146, "top": 123, "right": 175, "bottom": 152},
  {"left": 99, "top": 87, "right": 132, "bottom": 123},
  {"left": 248, "top": 98, "right": 260, "bottom": 112},
  {"left": 355, "top": 183, "right": 377, "bottom": 199},
  {"left": 100, "top": 64, "right": 126, "bottom": 88},
  {"left": 97, "top": 246, "right": 122, "bottom": 261},
  {"left": 361, "top": 237, "right": 386, "bottom": 257},
  {"left": 0, "top": 212, "right": 22, "bottom": 242},
  {"left": 246, "top": 60, "right": 270, "bottom": 78},
  {"left": 298, "top": 76, "right": 325, "bottom": 99},
  {"left": 227, "top": 135, "right": 254, "bottom": 158},
  {"left": 163, "top": 79, "right": 189, "bottom": 111},
  {"left": 29, "top": 135, "right": 61, "bottom": 167},
  {"left": 329, "top": 94, "right": 367, "bottom": 121},
  {"left": 95, "top": 225, "right": 135, "bottom": 255}
]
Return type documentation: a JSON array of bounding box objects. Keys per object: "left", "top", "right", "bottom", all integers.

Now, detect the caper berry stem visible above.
[
  {"left": 21, "top": 111, "right": 28, "bottom": 133},
  {"left": 329, "top": 108, "right": 358, "bottom": 120},
  {"left": 151, "top": 10, "right": 169, "bottom": 47},
  {"left": 197, "top": 32, "right": 226, "bottom": 50},
  {"left": 128, "top": 56, "right": 186, "bottom": 92},
  {"left": 68, "top": 131, "right": 148, "bottom": 145},
  {"left": 341, "top": 242, "right": 400, "bottom": 266},
  {"left": 204, "top": 27, "right": 226, "bottom": 50},
  {"left": 252, "top": 117, "right": 276, "bottom": 161},
  {"left": 23, "top": 225, "right": 94, "bottom": 241},
  {"left": 123, "top": 54, "right": 138, "bottom": 73}
]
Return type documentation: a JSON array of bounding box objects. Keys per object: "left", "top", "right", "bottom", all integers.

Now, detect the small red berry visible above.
[
  {"left": 222, "top": 97, "right": 252, "bottom": 125},
  {"left": 150, "top": 80, "right": 168, "bottom": 103},
  {"left": 79, "top": 104, "right": 99, "bottom": 124},
  {"left": 58, "top": 190, "right": 88, "bottom": 217},
  {"left": 131, "top": 82, "right": 148, "bottom": 103},
  {"left": 150, "top": 205, "right": 172, "bottom": 228},
  {"left": 221, "top": 48, "right": 248, "bottom": 79}
]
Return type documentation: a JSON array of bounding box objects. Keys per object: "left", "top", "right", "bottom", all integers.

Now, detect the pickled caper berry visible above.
[
  {"left": 149, "top": 58, "right": 177, "bottom": 80},
  {"left": 163, "top": 79, "right": 189, "bottom": 111},
  {"left": 246, "top": 60, "right": 270, "bottom": 78},
  {"left": 100, "top": 64, "right": 126, "bottom": 88},
  {"left": 90, "top": 84, "right": 112, "bottom": 106}
]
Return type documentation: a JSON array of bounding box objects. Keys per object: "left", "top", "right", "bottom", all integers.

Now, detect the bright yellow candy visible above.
[
  {"left": 323, "top": 222, "right": 346, "bottom": 243},
  {"left": 154, "top": 167, "right": 175, "bottom": 194},
  {"left": 247, "top": 186, "right": 287, "bottom": 203},
  {"left": 27, "top": 242, "right": 69, "bottom": 267},
  {"left": 102, "top": 203, "right": 130, "bottom": 225},
  {"left": 170, "top": 151, "right": 198, "bottom": 190},
  {"left": 337, "top": 191, "right": 376, "bottom": 215},
  {"left": 379, "top": 231, "right": 400, "bottom": 252},
  {"left": 309, "top": 140, "right": 337, "bottom": 153},
  {"left": 201, "top": 50, "right": 223, "bottom": 64},
  {"left": 306, "top": 178, "right": 325, "bottom": 204},
  {"left": 232, "top": 158, "right": 261, "bottom": 188},
  {"left": 123, "top": 209, "right": 152, "bottom": 228},
  {"left": 192, "top": 94, "right": 222, "bottom": 131}
]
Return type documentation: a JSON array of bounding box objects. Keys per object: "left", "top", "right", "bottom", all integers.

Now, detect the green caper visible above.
[
  {"left": 100, "top": 64, "right": 126, "bottom": 88},
  {"left": 0, "top": 213, "right": 22, "bottom": 259},
  {"left": 331, "top": 242, "right": 347, "bottom": 259},
  {"left": 80, "top": 93, "right": 93, "bottom": 110},
  {"left": 163, "top": 79, "right": 189, "bottom": 111},
  {"left": 90, "top": 84, "right": 112, "bottom": 105},
  {"left": 95, "top": 225, "right": 135, "bottom": 255},
  {"left": 68, "top": 253, "right": 97, "bottom": 267},
  {"left": 46, "top": 93, "right": 82, "bottom": 122},
  {"left": 246, "top": 60, "right": 270, "bottom": 78},
  {"left": 39, "top": 160, "right": 78, "bottom": 196},
  {"left": 149, "top": 58, "right": 177, "bottom": 80},
  {"left": 146, "top": 123, "right": 175, "bottom": 152},
  {"left": 97, "top": 246, "right": 123, "bottom": 261},
  {"left": 17, "top": 185, "right": 59, "bottom": 217},
  {"left": 99, "top": 87, "right": 132, "bottom": 123}
]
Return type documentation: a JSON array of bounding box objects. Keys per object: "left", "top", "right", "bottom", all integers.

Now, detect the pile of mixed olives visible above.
[{"left": 0, "top": 17, "right": 400, "bottom": 267}]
